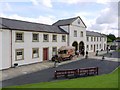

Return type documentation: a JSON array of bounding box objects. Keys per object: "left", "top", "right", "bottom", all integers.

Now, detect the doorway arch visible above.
[
  {"left": 72, "top": 41, "right": 78, "bottom": 51},
  {"left": 79, "top": 41, "right": 84, "bottom": 51}
]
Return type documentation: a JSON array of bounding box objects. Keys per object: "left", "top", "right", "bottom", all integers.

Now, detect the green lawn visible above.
[
  {"left": 117, "top": 49, "right": 120, "bottom": 52},
  {"left": 7, "top": 67, "right": 119, "bottom": 88}
]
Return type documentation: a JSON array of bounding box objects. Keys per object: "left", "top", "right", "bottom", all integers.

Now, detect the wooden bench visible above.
[
  {"left": 54, "top": 67, "right": 98, "bottom": 79},
  {"left": 78, "top": 67, "right": 98, "bottom": 76},
  {"left": 54, "top": 69, "right": 78, "bottom": 79}
]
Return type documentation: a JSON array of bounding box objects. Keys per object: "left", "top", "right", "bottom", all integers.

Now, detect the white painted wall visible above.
[
  {"left": 1, "top": 29, "right": 11, "bottom": 70},
  {"left": 60, "top": 26, "right": 69, "bottom": 33},
  {"left": 0, "top": 30, "right": 2, "bottom": 70},
  {"left": 12, "top": 30, "right": 67, "bottom": 67}
]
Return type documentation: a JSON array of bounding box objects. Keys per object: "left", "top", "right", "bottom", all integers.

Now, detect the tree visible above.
[
  {"left": 116, "top": 37, "right": 120, "bottom": 40},
  {"left": 107, "top": 34, "right": 116, "bottom": 42},
  {"left": 107, "top": 38, "right": 112, "bottom": 42}
]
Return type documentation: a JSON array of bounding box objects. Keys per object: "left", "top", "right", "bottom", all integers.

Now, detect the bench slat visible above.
[{"left": 54, "top": 67, "right": 98, "bottom": 79}]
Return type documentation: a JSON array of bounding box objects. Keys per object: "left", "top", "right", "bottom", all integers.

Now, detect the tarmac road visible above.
[{"left": 1, "top": 58, "right": 119, "bottom": 88}]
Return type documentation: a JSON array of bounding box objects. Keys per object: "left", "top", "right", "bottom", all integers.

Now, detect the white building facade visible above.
[
  {"left": 86, "top": 31, "right": 107, "bottom": 52},
  {"left": 0, "top": 16, "right": 107, "bottom": 70},
  {"left": 53, "top": 17, "right": 87, "bottom": 53}
]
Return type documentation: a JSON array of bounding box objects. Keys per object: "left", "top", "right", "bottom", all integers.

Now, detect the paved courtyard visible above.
[{"left": 1, "top": 58, "right": 119, "bottom": 87}]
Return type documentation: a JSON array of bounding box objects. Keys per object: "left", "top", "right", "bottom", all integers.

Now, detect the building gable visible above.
[
  {"left": 71, "top": 17, "right": 86, "bottom": 28},
  {"left": 53, "top": 16, "right": 87, "bottom": 28}
]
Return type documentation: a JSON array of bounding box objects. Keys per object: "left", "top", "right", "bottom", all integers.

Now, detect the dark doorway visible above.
[
  {"left": 72, "top": 41, "right": 78, "bottom": 51},
  {"left": 94, "top": 45, "right": 96, "bottom": 52},
  {"left": 79, "top": 41, "right": 84, "bottom": 51}
]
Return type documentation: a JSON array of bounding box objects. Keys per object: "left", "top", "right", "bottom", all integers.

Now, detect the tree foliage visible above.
[{"left": 107, "top": 34, "right": 116, "bottom": 42}]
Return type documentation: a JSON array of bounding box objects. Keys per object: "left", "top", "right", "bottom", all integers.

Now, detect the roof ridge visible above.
[
  {"left": 58, "top": 16, "right": 78, "bottom": 21},
  {"left": 0, "top": 17, "right": 52, "bottom": 26}
]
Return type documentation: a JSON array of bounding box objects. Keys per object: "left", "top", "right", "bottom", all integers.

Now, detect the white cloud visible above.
[
  {"left": 97, "top": 0, "right": 119, "bottom": 4},
  {"left": 0, "top": 13, "right": 56, "bottom": 25},
  {"left": 96, "top": 8, "right": 117, "bottom": 24},
  {"left": 0, "top": 2, "right": 13, "bottom": 12},
  {"left": 30, "top": 0, "right": 39, "bottom": 6},
  {"left": 42, "top": 0, "right": 52, "bottom": 8},
  {"left": 88, "top": 2, "right": 118, "bottom": 37},
  {"left": 5, "top": 3, "right": 12, "bottom": 11},
  {"left": 56, "top": 0, "right": 91, "bottom": 4},
  {"left": 30, "top": 0, "right": 52, "bottom": 8},
  {"left": 54, "top": 0, "right": 119, "bottom": 4}
]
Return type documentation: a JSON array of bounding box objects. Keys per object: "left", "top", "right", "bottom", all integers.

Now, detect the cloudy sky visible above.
[{"left": 0, "top": 0, "right": 119, "bottom": 37}]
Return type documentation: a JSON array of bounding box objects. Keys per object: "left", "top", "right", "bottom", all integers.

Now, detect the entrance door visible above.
[
  {"left": 43, "top": 48, "right": 48, "bottom": 61},
  {"left": 79, "top": 41, "right": 84, "bottom": 51},
  {"left": 94, "top": 45, "right": 96, "bottom": 52},
  {"left": 72, "top": 41, "right": 78, "bottom": 51}
]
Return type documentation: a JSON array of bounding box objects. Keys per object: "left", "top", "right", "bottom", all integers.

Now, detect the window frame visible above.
[
  {"left": 100, "top": 37, "right": 102, "bottom": 41},
  {"left": 32, "top": 33, "right": 39, "bottom": 42},
  {"left": 87, "top": 45, "right": 89, "bottom": 50},
  {"left": 81, "top": 31, "right": 83, "bottom": 37},
  {"left": 74, "top": 30, "right": 77, "bottom": 37},
  {"left": 97, "top": 44, "right": 98, "bottom": 49},
  {"left": 52, "top": 35, "right": 57, "bottom": 42},
  {"left": 32, "top": 48, "right": 39, "bottom": 58},
  {"left": 43, "top": 34, "right": 49, "bottom": 42},
  {"left": 15, "top": 49, "right": 24, "bottom": 61},
  {"left": 91, "top": 45, "right": 93, "bottom": 50},
  {"left": 62, "top": 35, "right": 66, "bottom": 42},
  {"left": 94, "top": 37, "right": 96, "bottom": 41},
  {"left": 100, "top": 44, "right": 101, "bottom": 48},
  {"left": 87, "top": 37, "right": 89, "bottom": 41},
  {"left": 97, "top": 37, "right": 99, "bottom": 41},
  {"left": 15, "top": 32, "right": 24, "bottom": 42},
  {"left": 91, "top": 37, "right": 93, "bottom": 42},
  {"left": 52, "top": 47, "right": 57, "bottom": 56}
]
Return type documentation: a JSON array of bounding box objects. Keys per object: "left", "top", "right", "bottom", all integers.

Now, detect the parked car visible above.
[
  {"left": 51, "top": 46, "right": 75, "bottom": 61},
  {"left": 58, "top": 46, "right": 75, "bottom": 61}
]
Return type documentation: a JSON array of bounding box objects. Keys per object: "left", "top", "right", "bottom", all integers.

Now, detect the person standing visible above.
[
  {"left": 81, "top": 49, "right": 85, "bottom": 56},
  {"left": 54, "top": 55, "right": 58, "bottom": 68},
  {"left": 76, "top": 50, "right": 79, "bottom": 57},
  {"left": 85, "top": 51, "right": 88, "bottom": 59}
]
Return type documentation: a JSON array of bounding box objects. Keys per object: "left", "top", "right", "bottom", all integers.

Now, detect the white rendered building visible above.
[{"left": 0, "top": 16, "right": 107, "bottom": 70}]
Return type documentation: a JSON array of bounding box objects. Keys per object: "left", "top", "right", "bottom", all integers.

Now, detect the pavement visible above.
[{"left": 0, "top": 50, "right": 119, "bottom": 87}]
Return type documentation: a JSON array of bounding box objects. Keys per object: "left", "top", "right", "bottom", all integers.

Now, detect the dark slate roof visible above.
[
  {"left": 86, "top": 31, "right": 106, "bottom": 37},
  {"left": 101, "top": 34, "right": 107, "bottom": 37},
  {"left": 0, "top": 17, "right": 68, "bottom": 34},
  {"left": 53, "top": 16, "right": 87, "bottom": 28}
]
